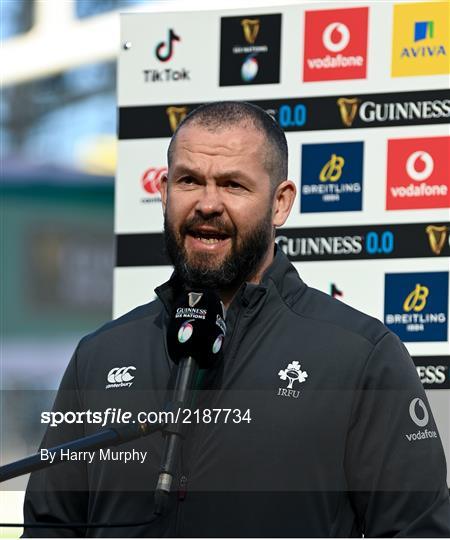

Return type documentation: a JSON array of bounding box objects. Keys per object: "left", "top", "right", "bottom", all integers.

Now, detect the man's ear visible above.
[
  {"left": 159, "top": 172, "right": 169, "bottom": 213},
  {"left": 272, "top": 180, "right": 296, "bottom": 228}
]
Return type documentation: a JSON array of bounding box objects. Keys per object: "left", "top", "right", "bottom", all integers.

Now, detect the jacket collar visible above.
[
  {"left": 240, "top": 244, "right": 307, "bottom": 310},
  {"left": 154, "top": 244, "right": 307, "bottom": 313},
  {"left": 262, "top": 244, "right": 307, "bottom": 305}
]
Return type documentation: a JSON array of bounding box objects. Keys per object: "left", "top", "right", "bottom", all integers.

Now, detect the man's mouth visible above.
[{"left": 186, "top": 228, "right": 231, "bottom": 246}]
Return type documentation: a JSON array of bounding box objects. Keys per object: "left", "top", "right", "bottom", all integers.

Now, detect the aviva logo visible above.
[
  {"left": 414, "top": 21, "right": 434, "bottom": 41},
  {"left": 392, "top": 2, "right": 449, "bottom": 77}
]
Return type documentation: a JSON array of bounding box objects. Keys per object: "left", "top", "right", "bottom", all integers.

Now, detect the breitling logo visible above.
[
  {"left": 426, "top": 225, "right": 449, "bottom": 255},
  {"left": 337, "top": 97, "right": 360, "bottom": 127},
  {"left": 166, "top": 106, "right": 188, "bottom": 133},
  {"left": 403, "top": 284, "right": 429, "bottom": 313},
  {"left": 241, "top": 18, "right": 260, "bottom": 44},
  {"left": 319, "top": 154, "right": 345, "bottom": 182}
]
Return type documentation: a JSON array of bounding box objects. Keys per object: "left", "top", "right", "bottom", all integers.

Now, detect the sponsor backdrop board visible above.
[{"left": 116, "top": 1, "right": 450, "bottom": 485}]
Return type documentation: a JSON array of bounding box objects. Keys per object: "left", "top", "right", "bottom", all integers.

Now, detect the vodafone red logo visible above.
[
  {"left": 322, "top": 23, "right": 350, "bottom": 53},
  {"left": 303, "top": 7, "right": 368, "bottom": 82},
  {"left": 386, "top": 137, "right": 450, "bottom": 210},
  {"left": 141, "top": 167, "right": 167, "bottom": 198},
  {"left": 405, "top": 151, "right": 434, "bottom": 182}
]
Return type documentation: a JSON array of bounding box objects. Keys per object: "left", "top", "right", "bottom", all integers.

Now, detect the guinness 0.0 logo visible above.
[
  {"left": 426, "top": 225, "right": 449, "bottom": 255},
  {"left": 337, "top": 97, "right": 360, "bottom": 127},
  {"left": 166, "top": 106, "right": 188, "bottom": 133}
]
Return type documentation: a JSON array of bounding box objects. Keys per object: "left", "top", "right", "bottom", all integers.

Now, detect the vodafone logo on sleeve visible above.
[
  {"left": 386, "top": 136, "right": 450, "bottom": 210},
  {"left": 303, "top": 7, "right": 368, "bottom": 82}
]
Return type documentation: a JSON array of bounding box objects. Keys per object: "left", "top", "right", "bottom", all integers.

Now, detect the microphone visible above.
[{"left": 154, "top": 290, "right": 226, "bottom": 515}]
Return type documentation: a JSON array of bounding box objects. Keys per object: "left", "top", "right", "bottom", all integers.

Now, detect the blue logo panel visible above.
[
  {"left": 384, "top": 272, "right": 448, "bottom": 342},
  {"left": 300, "top": 142, "right": 364, "bottom": 213}
]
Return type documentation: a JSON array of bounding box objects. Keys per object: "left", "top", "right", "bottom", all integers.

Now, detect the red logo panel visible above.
[
  {"left": 386, "top": 136, "right": 450, "bottom": 210},
  {"left": 303, "top": 7, "right": 368, "bottom": 82},
  {"left": 142, "top": 167, "right": 167, "bottom": 195}
]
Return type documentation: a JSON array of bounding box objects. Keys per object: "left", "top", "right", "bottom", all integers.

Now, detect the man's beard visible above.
[{"left": 164, "top": 207, "right": 273, "bottom": 290}]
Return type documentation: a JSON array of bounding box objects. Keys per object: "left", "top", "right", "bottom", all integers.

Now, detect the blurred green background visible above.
[{"left": 1, "top": 1, "right": 163, "bottom": 536}]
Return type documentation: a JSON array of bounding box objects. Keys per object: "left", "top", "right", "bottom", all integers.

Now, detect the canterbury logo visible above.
[
  {"left": 106, "top": 366, "right": 136, "bottom": 389},
  {"left": 403, "top": 284, "right": 429, "bottom": 313}
]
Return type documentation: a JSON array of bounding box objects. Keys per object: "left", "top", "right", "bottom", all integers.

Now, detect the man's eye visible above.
[
  {"left": 178, "top": 177, "right": 196, "bottom": 185},
  {"left": 226, "top": 181, "right": 243, "bottom": 189}
]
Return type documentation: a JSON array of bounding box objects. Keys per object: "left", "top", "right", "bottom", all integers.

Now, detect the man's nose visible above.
[{"left": 195, "top": 184, "right": 224, "bottom": 216}]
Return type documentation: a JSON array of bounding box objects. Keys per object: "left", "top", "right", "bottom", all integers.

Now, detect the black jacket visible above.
[{"left": 23, "top": 247, "right": 450, "bottom": 537}]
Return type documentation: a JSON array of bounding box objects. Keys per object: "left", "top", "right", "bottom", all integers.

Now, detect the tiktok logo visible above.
[
  {"left": 155, "top": 28, "right": 180, "bottom": 62},
  {"left": 144, "top": 30, "right": 190, "bottom": 84}
]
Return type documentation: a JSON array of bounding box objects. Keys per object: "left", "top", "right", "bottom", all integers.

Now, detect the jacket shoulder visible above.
[
  {"left": 79, "top": 299, "right": 164, "bottom": 348},
  {"left": 290, "top": 284, "right": 388, "bottom": 346}
]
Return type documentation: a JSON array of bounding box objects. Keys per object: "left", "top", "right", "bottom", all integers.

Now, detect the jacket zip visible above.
[
  {"left": 174, "top": 302, "right": 248, "bottom": 536},
  {"left": 178, "top": 475, "right": 188, "bottom": 501},
  {"left": 226, "top": 306, "right": 248, "bottom": 364}
]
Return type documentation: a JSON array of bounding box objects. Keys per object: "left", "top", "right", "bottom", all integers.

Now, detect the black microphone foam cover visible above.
[{"left": 167, "top": 290, "right": 226, "bottom": 368}]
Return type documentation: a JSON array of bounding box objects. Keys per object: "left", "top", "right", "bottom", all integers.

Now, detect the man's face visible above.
[{"left": 161, "top": 122, "right": 275, "bottom": 290}]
